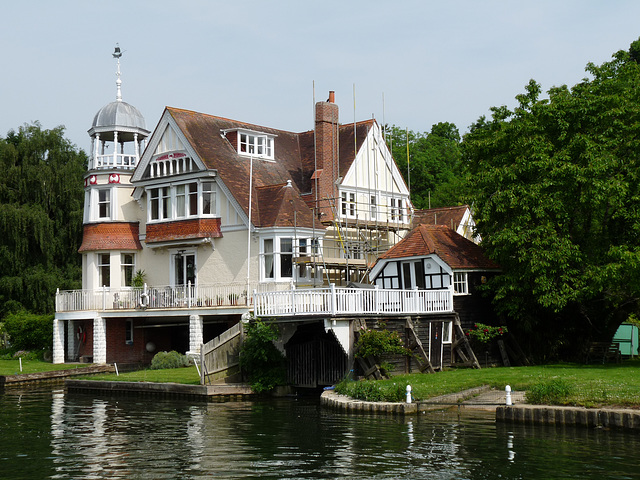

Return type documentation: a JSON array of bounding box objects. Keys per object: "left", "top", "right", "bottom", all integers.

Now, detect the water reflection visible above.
[{"left": 0, "top": 388, "right": 639, "bottom": 479}]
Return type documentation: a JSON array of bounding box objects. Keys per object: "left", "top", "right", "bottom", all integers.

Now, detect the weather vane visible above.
[
  {"left": 113, "top": 43, "right": 123, "bottom": 59},
  {"left": 113, "top": 43, "right": 123, "bottom": 101}
]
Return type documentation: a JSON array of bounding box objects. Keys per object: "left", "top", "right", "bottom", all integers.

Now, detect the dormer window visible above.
[{"left": 225, "top": 129, "right": 275, "bottom": 160}]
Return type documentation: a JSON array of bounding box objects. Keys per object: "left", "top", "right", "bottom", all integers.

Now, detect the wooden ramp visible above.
[
  {"left": 201, "top": 322, "right": 244, "bottom": 385},
  {"left": 405, "top": 317, "right": 436, "bottom": 373},
  {"left": 451, "top": 314, "right": 481, "bottom": 369}
]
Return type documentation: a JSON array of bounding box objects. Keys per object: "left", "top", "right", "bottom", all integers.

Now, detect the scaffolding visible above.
[{"left": 294, "top": 194, "right": 411, "bottom": 287}]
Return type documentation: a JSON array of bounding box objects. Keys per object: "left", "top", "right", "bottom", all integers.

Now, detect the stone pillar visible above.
[
  {"left": 93, "top": 316, "right": 107, "bottom": 364},
  {"left": 187, "top": 315, "right": 203, "bottom": 355},
  {"left": 67, "top": 321, "right": 76, "bottom": 361},
  {"left": 52, "top": 318, "right": 65, "bottom": 364}
]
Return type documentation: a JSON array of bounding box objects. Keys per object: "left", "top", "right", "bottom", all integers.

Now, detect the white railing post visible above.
[
  {"left": 187, "top": 281, "right": 192, "bottom": 308},
  {"left": 253, "top": 289, "right": 258, "bottom": 313},
  {"left": 330, "top": 283, "right": 337, "bottom": 315},
  {"left": 102, "top": 286, "right": 107, "bottom": 311},
  {"left": 290, "top": 282, "right": 296, "bottom": 314},
  {"left": 374, "top": 285, "right": 380, "bottom": 314}
]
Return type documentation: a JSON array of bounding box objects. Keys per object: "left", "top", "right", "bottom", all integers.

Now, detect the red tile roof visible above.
[
  {"left": 413, "top": 205, "right": 470, "bottom": 230},
  {"left": 255, "top": 182, "right": 324, "bottom": 229},
  {"left": 379, "top": 224, "right": 498, "bottom": 270},
  {"left": 165, "top": 107, "right": 372, "bottom": 229},
  {"left": 145, "top": 218, "right": 223, "bottom": 244},
  {"left": 79, "top": 223, "right": 142, "bottom": 252}
]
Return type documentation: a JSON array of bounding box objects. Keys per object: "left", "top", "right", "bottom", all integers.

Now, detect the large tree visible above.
[
  {"left": 463, "top": 40, "right": 640, "bottom": 359},
  {"left": 0, "top": 123, "right": 86, "bottom": 316},
  {"left": 386, "top": 122, "right": 465, "bottom": 209}
]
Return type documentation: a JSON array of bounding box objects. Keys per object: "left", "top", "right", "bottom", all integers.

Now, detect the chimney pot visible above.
[{"left": 328, "top": 91, "right": 335, "bottom": 103}]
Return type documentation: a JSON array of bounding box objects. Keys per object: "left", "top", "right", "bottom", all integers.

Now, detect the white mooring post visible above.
[
  {"left": 406, "top": 385, "right": 412, "bottom": 404},
  {"left": 505, "top": 385, "right": 512, "bottom": 406}
]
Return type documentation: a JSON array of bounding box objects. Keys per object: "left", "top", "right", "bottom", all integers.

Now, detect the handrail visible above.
[
  {"left": 254, "top": 285, "right": 454, "bottom": 317},
  {"left": 56, "top": 283, "right": 454, "bottom": 317}
]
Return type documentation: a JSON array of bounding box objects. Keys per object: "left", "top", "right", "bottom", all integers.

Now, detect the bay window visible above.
[{"left": 147, "top": 181, "right": 217, "bottom": 222}]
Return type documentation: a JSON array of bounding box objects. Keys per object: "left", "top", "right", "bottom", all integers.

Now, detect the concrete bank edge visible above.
[
  {"left": 497, "top": 405, "right": 640, "bottom": 431},
  {"left": 321, "top": 385, "right": 491, "bottom": 414}
]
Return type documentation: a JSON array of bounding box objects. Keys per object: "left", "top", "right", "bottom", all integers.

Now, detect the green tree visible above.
[
  {"left": 385, "top": 122, "right": 464, "bottom": 209},
  {"left": 0, "top": 123, "right": 86, "bottom": 317},
  {"left": 463, "top": 40, "right": 640, "bottom": 360}
]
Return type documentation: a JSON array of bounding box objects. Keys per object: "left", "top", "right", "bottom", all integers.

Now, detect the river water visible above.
[{"left": 0, "top": 387, "right": 638, "bottom": 480}]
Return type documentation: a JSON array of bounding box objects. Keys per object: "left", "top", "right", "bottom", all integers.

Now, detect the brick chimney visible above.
[{"left": 313, "top": 91, "right": 339, "bottom": 220}]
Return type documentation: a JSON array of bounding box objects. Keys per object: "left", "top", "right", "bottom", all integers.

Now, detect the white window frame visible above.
[
  {"left": 121, "top": 253, "right": 135, "bottom": 287},
  {"left": 341, "top": 191, "right": 357, "bottom": 219},
  {"left": 262, "top": 238, "right": 275, "bottom": 280},
  {"left": 98, "top": 253, "right": 110, "bottom": 288},
  {"left": 280, "top": 237, "right": 293, "bottom": 279},
  {"left": 237, "top": 130, "right": 275, "bottom": 159},
  {"left": 442, "top": 321, "right": 453, "bottom": 344},
  {"left": 370, "top": 195, "right": 377, "bottom": 220},
  {"left": 454, "top": 272, "right": 469, "bottom": 295},
  {"left": 171, "top": 249, "right": 197, "bottom": 287},
  {"left": 98, "top": 188, "right": 111, "bottom": 219},
  {"left": 147, "top": 181, "right": 218, "bottom": 223},
  {"left": 125, "top": 319, "right": 134, "bottom": 345}
]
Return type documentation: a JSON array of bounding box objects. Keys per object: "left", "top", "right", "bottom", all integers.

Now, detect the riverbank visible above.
[
  {"left": 322, "top": 388, "right": 640, "bottom": 431},
  {"left": 0, "top": 365, "right": 115, "bottom": 387},
  {"left": 65, "top": 379, "right": 256, "bottom": 401}
]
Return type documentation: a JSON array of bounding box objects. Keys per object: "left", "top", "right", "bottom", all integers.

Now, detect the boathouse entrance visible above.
[{"left": 285, "top": 322, "right": 348, "bottom": 388}]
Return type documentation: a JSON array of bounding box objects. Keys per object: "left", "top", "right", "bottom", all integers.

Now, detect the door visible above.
[{"left": 174, "top": 252, "right": 196, "bottom": 286}]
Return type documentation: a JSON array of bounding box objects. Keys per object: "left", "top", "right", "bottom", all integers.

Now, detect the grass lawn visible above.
[
  {"left": 336, "top": 360, "right": 640, "bottom": 408},
  {"left": 84, "top": 366, "right": 201, "bottom": 385},
  {"left": 0, "top": 360, "right": 95, "bottom": 376}
]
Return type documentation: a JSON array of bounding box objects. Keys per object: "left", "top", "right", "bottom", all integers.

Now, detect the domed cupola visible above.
[{"left": 87, "top": 44, "right": 150, "bottom": 171}]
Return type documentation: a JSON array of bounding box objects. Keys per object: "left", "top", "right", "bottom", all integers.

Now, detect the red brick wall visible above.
[
  {"left": 314, "top": 99, "right": 339, "bottom": 220},
  {"left": 106, "top": 318, "right": 149, "bottom": 364}
]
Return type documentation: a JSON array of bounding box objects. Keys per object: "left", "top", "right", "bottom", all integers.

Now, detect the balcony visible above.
[
  {"left": 56, "top": 283, "right": 454, "bottom": 318},
  {"left": 55, "top": 282, "right": 287, "bottom": 313},
  {"left": 94, "top": 153, "right": 138, "bottom": 170},
  {"left": 254, "top": 285, "right": 453, "bottom": 317}
]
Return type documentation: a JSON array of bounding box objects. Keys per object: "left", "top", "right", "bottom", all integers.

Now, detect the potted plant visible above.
[{"left": 132, "top": 270, "right": 147, "bottom": 288}]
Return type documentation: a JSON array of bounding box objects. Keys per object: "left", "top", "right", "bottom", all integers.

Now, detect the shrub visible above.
[
  {"left": 3, "top": 311, "right": 53, "bottom": 351},
  {"left": 239, "top": 319, "right": 286, "bottom": 393},
  {"left": 150, "top": 351, "right": 190, "bottom": 370},
  {"left": 335, "top": 378, "right": 410, "bottom": 402},
  {"left": 525, "top": 378, "right": 574, "bottom": 405},
  {"left": 466, "top": 323, "right": 507, "bottom": 343},
  {"left": 355, "top": 327, "right": 411, "bottom": 358}
]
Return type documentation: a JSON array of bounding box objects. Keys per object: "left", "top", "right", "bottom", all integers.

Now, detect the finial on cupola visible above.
[{"left": 113, "top": 43, "right": 124, "bottom": 102}]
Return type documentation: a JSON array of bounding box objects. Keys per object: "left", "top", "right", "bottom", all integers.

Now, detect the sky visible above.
[{"left": 2, "top": 0, "right": 640, "bottom": 152}]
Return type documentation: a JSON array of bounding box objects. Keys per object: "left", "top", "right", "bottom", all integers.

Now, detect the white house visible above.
[{"left": 53, "top": 51, "right": 414, "bottom": 368}]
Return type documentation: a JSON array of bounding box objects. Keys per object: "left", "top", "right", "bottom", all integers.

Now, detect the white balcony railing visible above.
[
  {"left": 56, "top": 283, "right": 453, "bottom": 317},
  {"left": 94, "top": 153, "right": 137, "bottom": 170},
  {"left": 254, "top": 285, "right": 454, "bottom": 317},
  {"left": 55, "top": 282, "right": 292, "bottom": 313}
]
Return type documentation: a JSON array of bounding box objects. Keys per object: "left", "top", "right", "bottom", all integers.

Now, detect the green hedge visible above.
[{"left": 3, "top": 311, "right": 53, "bottom": 351}]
